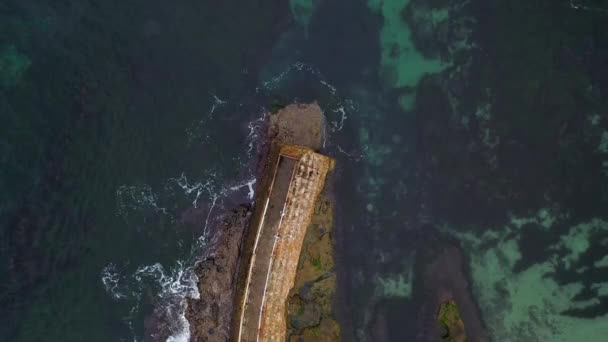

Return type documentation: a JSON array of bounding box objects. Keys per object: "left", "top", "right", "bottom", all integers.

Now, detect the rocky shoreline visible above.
[
  {"left": 185, "top": 103, "right": 339, "bottom": 342},
  {"left": 154, "top": 101, "right": 491, "bottom": 342},
  {"left": 185, "top": 206, "right": 252, "bottom": 342},
  {"left": 286, "top": 194, "right": 340, "bottom": 342},
  {"left": 169, "top": 103, "right": 488, "bottom": 342}
]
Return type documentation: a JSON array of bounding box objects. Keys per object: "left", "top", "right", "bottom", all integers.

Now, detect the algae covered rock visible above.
[
  {"left": 437, "top": 300, "right": 467, "bottom": 342},
  {"left": 286, "top": 197, "right": 341, "bottom": 342}
]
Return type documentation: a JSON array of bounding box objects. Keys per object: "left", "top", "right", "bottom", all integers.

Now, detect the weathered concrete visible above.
[
  {"left": 234, "top": 145, "right": 333, "bottom": 342},
  {"left": 286, "top": 196, "right": 341, "bottom": 342},
  {"left": 237, "top": 154, "right": 296, "bottom": 342},
  {"left": 185, "top": 102, "right": 334, "bottom": 342}
]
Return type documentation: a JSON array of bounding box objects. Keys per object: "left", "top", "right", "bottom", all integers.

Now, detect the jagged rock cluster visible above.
[{"left": 185, "top": 206, "right": 251, "bottom": 342}]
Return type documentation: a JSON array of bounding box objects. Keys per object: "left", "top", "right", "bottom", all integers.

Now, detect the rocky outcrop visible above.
[
  {"left": 186, "top": 102, "right": 339, "bottom": 342},
  {"left": 268, "top": 102, "right": 326, "bottom": 150},
  {"left": 286, "top": 196, "right": 340, "bottom": 342},
  {"left": 437, "top": 300, "right": 467, "bottom": 342},
  {"left": 415, "top": 241, "right": 489, "bottom": 342},
  {"left": 185, "top": 205, "right": 251, "bottom": 342}
]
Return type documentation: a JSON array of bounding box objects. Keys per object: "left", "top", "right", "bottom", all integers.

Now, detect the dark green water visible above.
[{"left": 2, "top": 0, "right": 608, "bottom": 341}]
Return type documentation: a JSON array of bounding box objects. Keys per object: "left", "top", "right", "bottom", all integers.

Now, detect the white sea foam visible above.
[
  {"left": 260, "top": 61, "right": 318, "bottom": 90},
  {"left": 100, "top": 260, "right": 198, "bottom": 342},
  {"left": 331, "top": 106, "right": 347, "bottom": 132},
  {"left": 101, "top": 263, "right": 127, "bottom": 300},
  {"left": 105, "top": 110, "right": 268, "bottom": 341},
  {"left": 101, "top": 260, "right": 199, "bottom": 300},
  {"left": 134, "top": 261, "right": 199, "bottom": 299},
  {"left": 261, "top": 61, "right": 337, "bottom": 92},
  {"left": 320, "top": 79, "right": 337, "bottom": 95},
  {"left": 208, "top": 92, "right": 227, "bottom": 117},
  {"left": 259, "top": 61, "right": 362, "bottom": 162},
  {"left": 264, "top": 62, "right": 358, "bottom": 156},
  {"left": 570, "top": 0, "right": 608, "bottom": 13},
  {"left": 229, "top": 178, "right": 257, "bottom": 200},
  {"left": 166, "top": 172, "right": 218, "bottom": 208},
  {"left": 246, "top": 111, "right": 268, "bottom": 156},
  {"left": 260, "top": 62, "right": 343, "bottom": 106},
  {"left": 133, "top": 262, "right": 196, "bottom": 342},
  {"left": 165, "top": 300, "right": 192, "bottom": 342},
  {"left": 186, "top": 93, "right": 228, "bottom": 144}
]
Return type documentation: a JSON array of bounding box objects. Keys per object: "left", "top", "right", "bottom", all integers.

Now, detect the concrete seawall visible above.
[
  {"left": 234, "top": 145, "right": 333, "bottom": 342},
  {"left": 185, "top": 103, "right": 334, "bottom": 342}
]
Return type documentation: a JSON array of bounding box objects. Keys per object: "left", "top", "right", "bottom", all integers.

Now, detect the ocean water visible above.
[{"left": 2, "top": 0, "right": 608, "bottom": 341}]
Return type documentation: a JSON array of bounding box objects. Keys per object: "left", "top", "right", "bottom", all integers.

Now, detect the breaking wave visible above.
[
  {"left": 101, "top": 99, "right": 266, "bottom": 341},
  {"left": 102, "top": 63, "right": 360, "bottom": 341},
  {"left": 106, "top": 171, "right": 261, "bottom": 341}
]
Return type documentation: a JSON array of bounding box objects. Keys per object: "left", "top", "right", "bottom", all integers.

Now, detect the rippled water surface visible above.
[{"left": 2, "top": 0, "right": 608, "bottom": 341}]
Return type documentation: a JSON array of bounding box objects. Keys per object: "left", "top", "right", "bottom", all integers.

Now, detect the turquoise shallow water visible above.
[{"left": 2, "top": 0, "right": 608, "bottom": 341}]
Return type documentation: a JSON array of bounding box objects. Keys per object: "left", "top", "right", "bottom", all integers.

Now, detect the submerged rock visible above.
[
  {"left": 415, "top": 240, "right": 489, "bottom": 342},
  {"left": 0, "top": 44, "right": 31, "bottom": 88}
]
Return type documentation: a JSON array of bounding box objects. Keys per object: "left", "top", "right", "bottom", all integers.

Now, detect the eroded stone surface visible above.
[{"left": 269, "top": 102, "right": 326, "bottom": 149}]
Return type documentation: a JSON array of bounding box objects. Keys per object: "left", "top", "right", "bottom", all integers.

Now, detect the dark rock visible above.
[
  {"left": 292, "top": 302, "right": 322, "bottom": 331},
  {"left": 185, "top": 205, "right": 251, "bottom": 342},
  {"left": 299, "top": 281, "right": 314, "bottom": 301}
]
